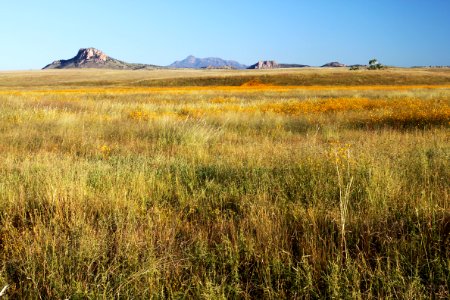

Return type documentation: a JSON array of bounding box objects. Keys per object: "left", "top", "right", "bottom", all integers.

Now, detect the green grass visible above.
[{"left": 0, "top": 69, "right": 448, "bottom": 299}]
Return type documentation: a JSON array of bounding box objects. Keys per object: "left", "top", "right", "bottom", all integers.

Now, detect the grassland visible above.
[{"left": 0, "top": 68, "right": 449, "bottom": 299}]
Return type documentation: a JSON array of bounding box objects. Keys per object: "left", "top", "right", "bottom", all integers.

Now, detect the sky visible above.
[{"left": 0, "top": 0, "right": 449, "bottom": 70}]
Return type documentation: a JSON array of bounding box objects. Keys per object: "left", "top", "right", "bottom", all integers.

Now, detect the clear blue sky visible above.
[{"left": 1, "top": 0, "right": 449, "bottom": 70}]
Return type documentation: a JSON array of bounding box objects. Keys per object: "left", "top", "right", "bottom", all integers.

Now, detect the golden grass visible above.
[
  {"left": 0, "top": 69, "right": 448, "bottom": 298},
  {"left": 1, "top": 84, "right": 449, "bottom": 95},
  {"left": 1, "top": 67, "right": 450, "bottom": 89}
]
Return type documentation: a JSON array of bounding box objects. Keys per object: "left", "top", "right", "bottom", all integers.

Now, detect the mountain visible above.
[
  {"left": 43, "top": 48, "right": 160, "bottom": 70},
  {"left": 321, "top": 61, "right": 346, "bottom": 67},
  {"left": 169, "top": 55, "right": 247, "bottom": 69}
]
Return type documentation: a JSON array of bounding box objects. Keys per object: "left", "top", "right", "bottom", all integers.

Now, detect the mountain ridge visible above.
[
  {"left": 169, "top": 55, "right": 247, "bottom": 69},
  {"left": 43, "top": 48, "right": 160, "bottom": 70}
]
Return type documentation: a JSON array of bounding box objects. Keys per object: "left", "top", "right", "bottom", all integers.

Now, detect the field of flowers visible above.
[{"left": 0, "top": 69, "right": 448, "bottom": 298}]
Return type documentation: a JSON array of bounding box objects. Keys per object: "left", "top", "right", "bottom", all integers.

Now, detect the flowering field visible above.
[{"left": 0, "top": 69, "right": 449, "bottom": 298}]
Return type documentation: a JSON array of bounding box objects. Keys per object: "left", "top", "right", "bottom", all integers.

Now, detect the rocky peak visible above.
[
  {"left": 247, "top": 61, "right": 279, "bottom": 69},
  {"left": 75, "top": 48, "right": 108, "bottom": 63},
  {"left": 43, "top": 48, "right": 160, "bottom": 70}
]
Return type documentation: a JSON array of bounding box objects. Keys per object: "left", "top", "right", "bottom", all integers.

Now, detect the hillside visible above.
[{"left": 43, "top": 48, "right": 160, "bottom": 70}]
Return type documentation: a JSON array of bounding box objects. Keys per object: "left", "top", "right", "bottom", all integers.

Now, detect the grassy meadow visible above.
[{"left": 0, "top": 68, "right": 449, "bottom": 299}]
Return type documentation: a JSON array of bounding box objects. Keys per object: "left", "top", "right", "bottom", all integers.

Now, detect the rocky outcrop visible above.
[
  {"left": 43, "top": 48, "right": 159, "bottom": 70},
  {"left": 321, "top": 62, "right": 346, "bottom": 67},
  {"left": 247, "top": 61, "right": 279, "bottom": 69},
  {"left": 74, "top": 48, "right": 108, "bottom": 63}
]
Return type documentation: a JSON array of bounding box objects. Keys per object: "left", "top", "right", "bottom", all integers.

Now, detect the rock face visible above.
[
  {"left": 321, "top": 61, "right": 346, "bottom": 67},
  {"left": 43, "top": 48, "right": 159, "bottom": 70},
  {"left": 75, "top": 48, "right": 108, "bottom": 63},
  {"left": 247, "top": 61, "right": 279, "bottom": 69},
  {"left": 169, "top": 55, "right": 247, "bottom": 69}
]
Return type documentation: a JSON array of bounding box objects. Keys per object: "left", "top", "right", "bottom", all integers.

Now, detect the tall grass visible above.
[{"left": 0, "top": 70, "right": 448, "bottom": 298}]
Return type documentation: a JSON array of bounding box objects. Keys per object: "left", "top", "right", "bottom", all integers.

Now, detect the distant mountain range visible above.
[
  {"left": 169, "top": 55, "right": 247, "bottom": 69},
  {"left": 42, "top": 48, "right": 352, "bottom": 70},
  {"left": 43, "top": 48, "right": 159, "bottom": 70}
]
